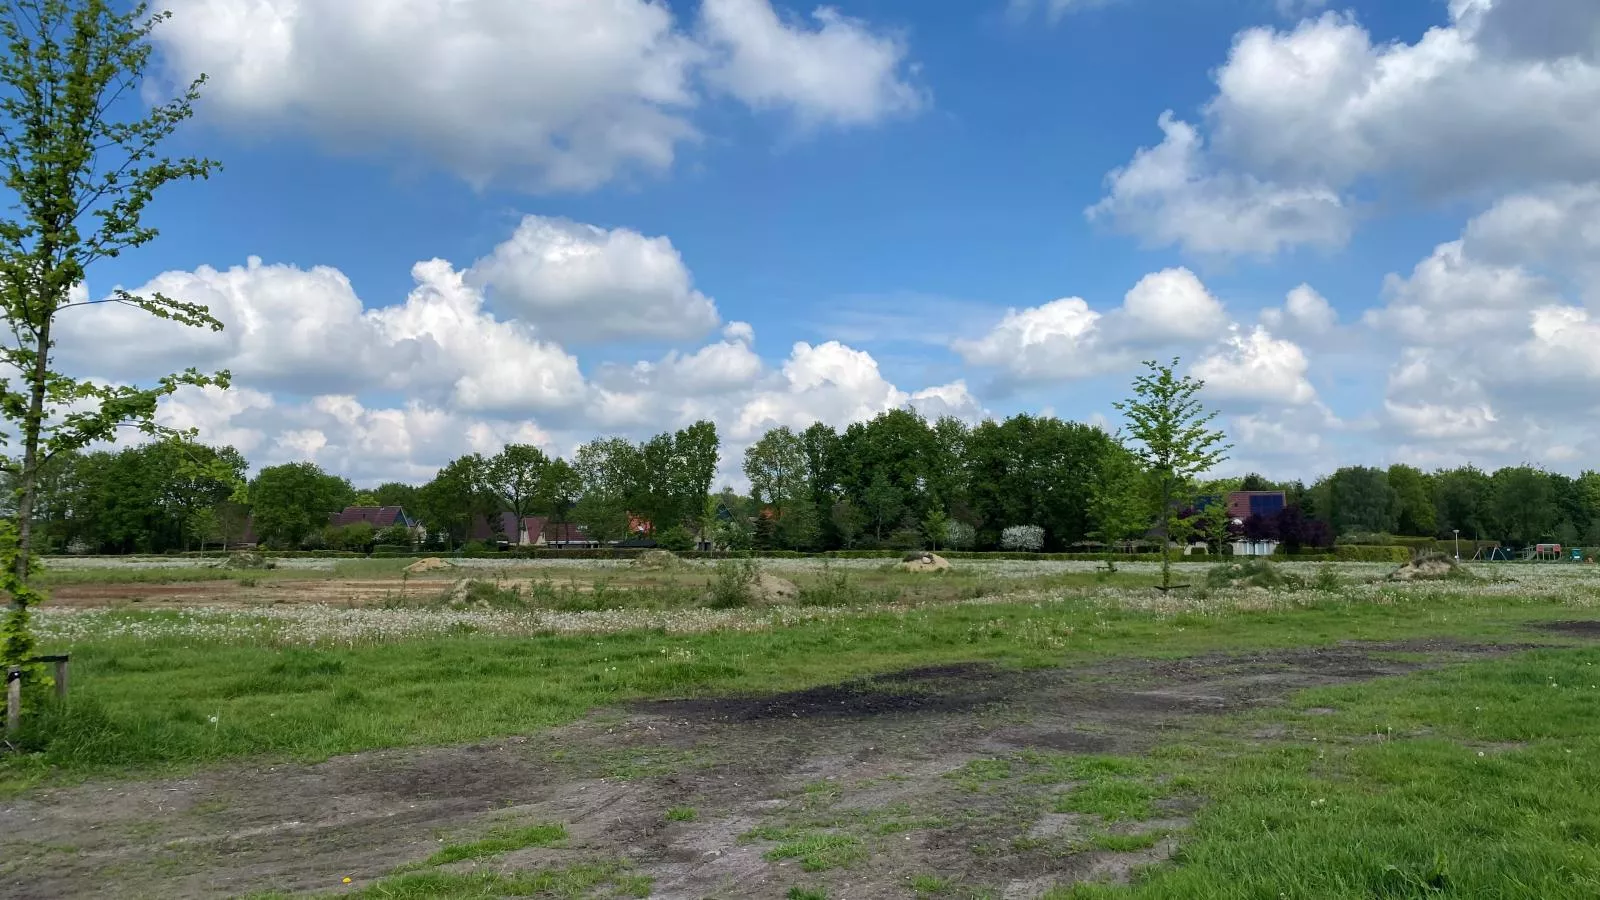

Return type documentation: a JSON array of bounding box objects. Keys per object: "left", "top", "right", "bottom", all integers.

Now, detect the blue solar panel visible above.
[{"left": 1248, "top": 494, "right": 1286, "bottom": 517}]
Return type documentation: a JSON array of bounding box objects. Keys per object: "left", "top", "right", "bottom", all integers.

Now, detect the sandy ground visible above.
[{"left": 0, "top": 638, "right": 1532, "bottom": 900}]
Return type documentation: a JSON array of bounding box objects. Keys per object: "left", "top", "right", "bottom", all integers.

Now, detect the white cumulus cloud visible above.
[
  {"left": 1087, "top": 113, "right": 1350, "bottom": 257},
  {"left": 1193, "top": 326, "right": 1318, "bottom": 407},
  {"left": 155, "top": 0, "right": 923, "bottom": 191},
  {"left": 468, "top": 215, "right": 720, "bottom": 343},
  {"left": 699, "top": 0, "right": 923, "bottom": 126}
]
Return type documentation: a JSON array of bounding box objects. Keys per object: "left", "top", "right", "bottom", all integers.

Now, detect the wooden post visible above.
[
  {"left": 5, "top": 666, "right": 19, "bottom": 737},
  {"left": 53, "top": 658, "right": 67, "bottom": 701},
  {"left": 23, "top": 654, "right": 69, "bottom": 703}
]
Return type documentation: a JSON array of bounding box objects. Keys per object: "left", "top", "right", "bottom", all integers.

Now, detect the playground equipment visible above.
[{"left": 1471, "top": 543, "right": 1586, "bottom": 562}]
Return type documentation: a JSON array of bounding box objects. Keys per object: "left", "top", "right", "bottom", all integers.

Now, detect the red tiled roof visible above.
[
  {"left": 330, "top": 506, "right": 410, "bottom": 528},
  {"left": 521, "top": 516, "right": 550, "bottom": 543}
]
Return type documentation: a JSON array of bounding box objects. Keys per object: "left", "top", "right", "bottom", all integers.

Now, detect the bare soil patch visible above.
[
  {"left": 1532, "top": 620, "right": 1600, "bottom": 637},
  {"left": 0, "top": 638, "right": 1525, "bottom": 899},
  {"left": 46, "top": 582, "right": 240, "bottom": 607}
]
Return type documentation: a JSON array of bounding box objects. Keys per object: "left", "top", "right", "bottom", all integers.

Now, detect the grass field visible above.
[{"left": 3, "top": 557, "right": 1600, "bottom": 898}]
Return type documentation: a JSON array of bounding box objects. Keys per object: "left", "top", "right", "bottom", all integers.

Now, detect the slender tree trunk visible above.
[
  {"left": 16, "top": 317, "right": 52, "bottom": 586},
  {"left": 1159, "top": 480, "right": 1172, "bottom": 590}
]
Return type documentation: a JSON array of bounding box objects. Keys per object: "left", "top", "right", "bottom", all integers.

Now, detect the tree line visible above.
[{"left": 15, "top": 412, "right": 1598, "bottom": 556}]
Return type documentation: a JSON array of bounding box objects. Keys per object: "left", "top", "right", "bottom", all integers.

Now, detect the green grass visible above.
[
  {"left": 764, "top": 833, "right": 867, "bottom": 871},
  {"left": 786, "top": 888, "right": 827, "bottom": 900},
  {"left": 911, "top": 873, "right": 954, "bottom": 895},
  {"left": 3, "top": 581, "right": 1592, "bottom": 792},
  {"left": 342, "top": 861, "right": 650, "bottom": 899},
  {"left": 1039, "top": 647, "right": 1600, "bottom": 898},
  {"left": 422, "top": 822, "right": 567, "bottom": 866},
  {"left": 665, "top": 806, "right": 697, "bottom": 822},
  {"left": 1055, "top": 779, "right": 1164, "bottom": 822},
  {"left": 1086, "top": 831, "right": 1166, "bottom": 852}
]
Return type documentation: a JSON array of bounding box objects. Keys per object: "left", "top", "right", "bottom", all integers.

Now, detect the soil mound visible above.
[
  {"left": 1390, "top": 552, "right": 1471, "bottom": 582},
  {"left": 220, "top": 551, "right": 274, "bottom": 570},
  {"left": 899, "top": 551, "right": 952, "bottom": 573},
  {"left": 405, "top": 557, "right": 453, "bottom": 574},
  {"left": 748, "top": 573, "right": 799, "bottom": 605},
  {"left": 634, "top": 550, "right": 682, "bottom": 571}
]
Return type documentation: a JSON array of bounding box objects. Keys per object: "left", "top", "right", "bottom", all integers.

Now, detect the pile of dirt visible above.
[
  {"left": 219, "top": 551, "right": 275, "bottom": 570},
  {"left": 1390, "top": 553, "right": 1472, "bottom": 582},
  {"left": 633, "top": 550, "right": 682, "bottom": 571},
  {"left": 405, "top": 557, "right": 453, "bottom": 574},
  {"left": 899, "top": 551, "right": 952, "bottom": 573},
  {"left": 748, "top": 572, "right": 799, "bottom": 605}
]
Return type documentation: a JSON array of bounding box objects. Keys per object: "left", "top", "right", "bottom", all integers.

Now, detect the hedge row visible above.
[
  {"left": 1329, "top": 545, "right": 1412, "bottom": 563},
  {"left": 66, "top": 546, "right": 1412, "bottom": 564}
]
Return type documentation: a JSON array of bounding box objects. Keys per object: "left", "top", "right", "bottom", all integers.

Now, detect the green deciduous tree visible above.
[
  {"left": 417, "top": 455, "right": 490, "bottom": 548},
  {"left": 744, "top": 426, "right": 807, "bottom": 507},
  {"left": 373, "top": 482, "right": 419, "bottom": 510},
  {"left": 1433, "top": 465, "right": 1492, "bottom": 541},
  {"left": 0, "top": 0, "right": 226, "bottom": 667},
  {"left": 1114, "top": 359, "right": 1230, "bottom": 590},
  {"left": 1491, "top": 466, "right": 1558, "bottom": 547},
  {"left": 1325, "top": 467, "right": 1398, "bottom": 536},
  {"left": 1387, "top": 464, "right": 1437, "bottom": 536},
  {"left": 482, "top": 443, "right": 549, "bottom": 520},
  {"left": 1088, "top": 441, "right": 1152, "bottom": 572},
  {"left": 248, "top": 463, "right": 354, "bottom": 549}
]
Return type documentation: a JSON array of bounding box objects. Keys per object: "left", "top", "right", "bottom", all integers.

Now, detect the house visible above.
[{"left": 330, "top": 506, "right": 419, "bottom": 530}]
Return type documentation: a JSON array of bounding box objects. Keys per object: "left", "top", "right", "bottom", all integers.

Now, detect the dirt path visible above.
[{"left": 0, "top": 639, "right": 1527, "bottom": 899}]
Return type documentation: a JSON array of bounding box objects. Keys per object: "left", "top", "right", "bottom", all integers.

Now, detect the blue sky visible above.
[{"left": 63, "top": 0, "right": 1600, "bottom": 486}]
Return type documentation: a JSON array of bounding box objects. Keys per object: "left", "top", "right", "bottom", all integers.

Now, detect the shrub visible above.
[
  {"left": 1000, "top": 525, "right": 1045, "bottom": 552},
  {"left": 1204, "top": 559, "right": 1302, "bottom": 590},
  {"left": 945, "top": 521, "right": 976, "bottom": 551},
  {"left": 706, "top": 558, "right": 760, "bottom": 609},
  {"left": 655, "top": 525, "right": 695, "bottom": 552},
  {"left": 1313, "top": 564, "right": 1343, "bottom": 591},
  {"left": 1337, "top": 532, "right": 1396, "bottom": 546}
]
